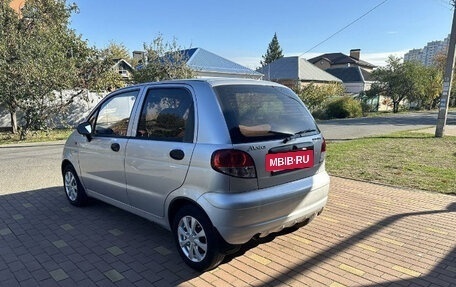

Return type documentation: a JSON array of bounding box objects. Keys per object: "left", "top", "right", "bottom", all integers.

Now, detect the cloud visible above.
[
  {"left": 362, "top": 50, "right": 409, "bottom": 66},
  {"left": 230, "top": 56, "right": 262, "bottom": 70}
]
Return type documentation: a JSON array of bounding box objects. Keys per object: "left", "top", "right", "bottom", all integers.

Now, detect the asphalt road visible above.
[
  {"left": 0, "top": 142, "right": 64, "bottom": 194},
  {"left": 318, "top": 110, "right": 456, "bottom": 140},
  {"left": 1, "top": 111, "right": 455, "bottom": 194}
]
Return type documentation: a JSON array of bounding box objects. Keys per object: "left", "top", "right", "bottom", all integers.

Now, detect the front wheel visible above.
[
  {"left": 63, "top": 165, "right": 88, "bottom": 206},
  {"left": 172, "top": 205, "right": 224, "bottom": 271}
]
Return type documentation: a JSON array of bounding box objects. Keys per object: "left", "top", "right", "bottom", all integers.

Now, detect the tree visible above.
[
  {"left": 101, "top": 41, "right": 131, "bottom": 61},
  {"left": 0, "top": 0, "right": 122, "bottom": 138},
  {"left": 132, "top": 35, "right": 194, "bottom": 83},
  {"left": 371, "top": 56, "right": 403, "bottom": 113},
  {"left": 0, "top": 0, "right": 22, "bottom": 133},
  {"left": 417, "top": 66, "right": 442, "bottom": 109},
  {"left": 75, "top": 47, "right": 124, "bottom": 93},
  {"left": 260, "top": 33, "right": 284, "bottom": 67},
  {"left": 93, "top": 42, "right": 131, "bottom": 89},
  {"left": 433, "top": 51, "right": 456, "bottom": 106},
  {"left": 371, "top": 56, "right": 427, "bottom": 113}
]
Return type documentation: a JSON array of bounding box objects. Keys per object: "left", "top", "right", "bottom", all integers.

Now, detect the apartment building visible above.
[{"left": 404, "top": 35, "right": 449, "bottom": 66}]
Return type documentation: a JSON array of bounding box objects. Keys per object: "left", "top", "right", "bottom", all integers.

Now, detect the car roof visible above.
[
  {"left": 190, "top": 77, "right": 281, "bottom": 87},
  {"left": 122, "top": 78, "right": 284, "bottom": 90}
]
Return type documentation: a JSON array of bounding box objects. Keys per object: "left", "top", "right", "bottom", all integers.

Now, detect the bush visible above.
[
  {"left": 326, "top": 96, "right": 363, "bottom": 119},
  {"left": 295, "top": 83, "right": 345, "bottom": 113},
  {"left": 311, "top": 109, "right": 329, "bottom": 120}
]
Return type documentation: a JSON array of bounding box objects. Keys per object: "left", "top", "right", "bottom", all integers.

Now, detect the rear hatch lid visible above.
[{"left": 213, "top": 83, "right": 325, "bottom": 189}]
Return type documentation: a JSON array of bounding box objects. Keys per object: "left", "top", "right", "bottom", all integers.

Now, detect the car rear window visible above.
[{"left": 213, "top": 84, "right": 319, "bottom": 144}]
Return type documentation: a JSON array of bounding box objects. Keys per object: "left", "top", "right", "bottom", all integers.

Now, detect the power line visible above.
[{"left": 301, "top": 0, "right": 389, "bottom": 55}]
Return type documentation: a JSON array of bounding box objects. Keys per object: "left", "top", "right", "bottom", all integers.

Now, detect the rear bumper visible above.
[{"left": 197, "top": 171, "right": 330, "bottom": 245}]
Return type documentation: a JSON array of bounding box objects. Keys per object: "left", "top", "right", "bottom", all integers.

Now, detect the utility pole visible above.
[{"left": 435, "top": 1, "right": 456, "bottom": 137}]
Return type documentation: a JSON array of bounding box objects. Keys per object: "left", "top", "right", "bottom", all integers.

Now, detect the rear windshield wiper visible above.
[{"left": 283, "top": 129, "right": 317, "bottom": 143}]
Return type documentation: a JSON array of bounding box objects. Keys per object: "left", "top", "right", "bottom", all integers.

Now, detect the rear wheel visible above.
[
  {"left": 172, "top": 205, "right": 224, "bottom": 271},
  {"left": 63, "top": 165, "right": 88, "bottom": 206}
]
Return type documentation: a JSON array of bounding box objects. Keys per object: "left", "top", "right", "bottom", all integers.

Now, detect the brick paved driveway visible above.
[{"left": 0, "top": 177, "right": 454, "bottom": 286}]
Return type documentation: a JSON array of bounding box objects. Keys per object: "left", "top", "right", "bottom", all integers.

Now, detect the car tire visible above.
[
  {"left": 172, "top": 205, "right": 225, "bottom": 271},
  {"left": 63, "top": 165, "right": 88, "bottom": 206}
]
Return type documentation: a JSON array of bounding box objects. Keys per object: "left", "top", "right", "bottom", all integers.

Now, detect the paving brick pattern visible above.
[{"left": 0, "top": 177, "right": 454, "bottom": 286}]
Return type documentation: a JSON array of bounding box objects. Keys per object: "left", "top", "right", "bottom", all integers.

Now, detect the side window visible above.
[
  {"left": 93, "top": 90, "right": 139, "bottom": 137},
  {"left": 136, "top": 88, "right": 194, "bottom": 143}
]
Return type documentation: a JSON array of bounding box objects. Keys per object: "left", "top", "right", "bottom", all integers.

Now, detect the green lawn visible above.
[
  {"left": 326, "top": 131, "right": 456, "bottom": 195},
  {"left": 1, "top": 127, "right": 455, "bottom": 195},
  {"left": 0, "top": 129, "right": 73, "bottom": 145}
]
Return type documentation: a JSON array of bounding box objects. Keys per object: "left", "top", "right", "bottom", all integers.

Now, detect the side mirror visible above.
[{"left": 77, "top": 122, "right": 93, "bottom": 141}]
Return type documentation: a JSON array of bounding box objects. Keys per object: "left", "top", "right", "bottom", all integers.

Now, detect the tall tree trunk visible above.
[
  {"left": 393, "top": 101, "right": 399, "bottom": 113},
  {"left": 10, "top": 111, "right": 17, "bottom": 134}
]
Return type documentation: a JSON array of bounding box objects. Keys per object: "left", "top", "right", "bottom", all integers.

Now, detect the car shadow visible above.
[
  {"left": 363, "top": 246, "right": 456, "bottom": 287},
  {"left": 0, "top": 187, "right": 200, "bottom": 285},
  {"left": 237, "top": 202, "right": 456, "bottom": 287},
  {"left": 1, "top": 187, "right": 454, "bottom": 286}
]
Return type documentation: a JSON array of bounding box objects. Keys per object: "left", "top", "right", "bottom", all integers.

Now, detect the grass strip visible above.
[{"left": 326, "top": 131, "right": 456, "bottom": 195}]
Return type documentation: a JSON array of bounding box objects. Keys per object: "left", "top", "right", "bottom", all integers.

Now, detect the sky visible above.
[{"left": 69, "top": 0, "right": 455, "bottom": 69}]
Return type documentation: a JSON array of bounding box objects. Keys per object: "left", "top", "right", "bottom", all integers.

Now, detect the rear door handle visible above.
[
  {"left": 170, "top": 149, "right": 185, "bottom": 160},
  {"left": 111, "top": 143, "right": 120, "bottom": 152}
]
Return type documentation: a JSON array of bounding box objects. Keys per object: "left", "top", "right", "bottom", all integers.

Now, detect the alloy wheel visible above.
[
  {"left": 177, "top": 215, "right": 208, "bottom": 262},
  {"left": 64, "top": 171, "right": 78, "bottom": 201}
]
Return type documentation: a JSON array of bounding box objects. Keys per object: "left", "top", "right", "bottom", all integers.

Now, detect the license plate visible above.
[{"left": 265, "top": 150, "right": 314, "bottom": 172}]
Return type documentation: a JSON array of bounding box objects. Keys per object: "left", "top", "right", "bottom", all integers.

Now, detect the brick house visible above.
[{"left": 308, "top": 49, "right": 376, "bottom": 73}]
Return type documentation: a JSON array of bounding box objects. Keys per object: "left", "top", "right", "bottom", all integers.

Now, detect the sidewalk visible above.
[
  {"left": 0, "top": 177, "right": 455, "bottom": 286},
  {"left": 418, "top": 124, "right": 456, "bottom": 136}
]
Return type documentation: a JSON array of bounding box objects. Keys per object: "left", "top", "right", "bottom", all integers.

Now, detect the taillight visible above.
[
  {"left": 211, "top": 149, "right": 257, "bottom": 178},
  {"left": 320, "top": 138, "right": 326, "bottom": 162}
]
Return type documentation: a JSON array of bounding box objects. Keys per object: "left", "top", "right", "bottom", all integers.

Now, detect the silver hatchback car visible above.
[{"left": 62, "top": 78, "right": 330, "bottom": 271}]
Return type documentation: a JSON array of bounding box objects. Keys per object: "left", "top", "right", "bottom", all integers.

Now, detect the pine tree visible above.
[{"left": 261, "top": 33, "right": 284, "bottom": 67}]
